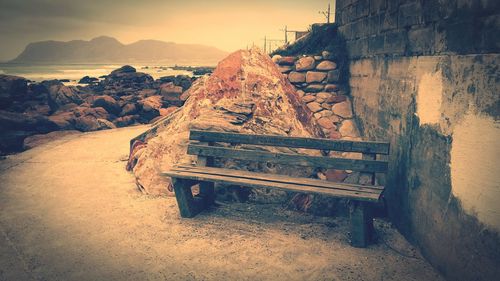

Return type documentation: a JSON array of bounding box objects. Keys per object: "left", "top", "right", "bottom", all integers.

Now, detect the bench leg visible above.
[
  {"left": 349, "top": 201, "right": 374, "bottom": 248},
  {"left": 172, "top": 178, "right": 206, "bottom": 218},
  {"left": 198, "top": 181, "right": 215, "bottom": 206}
]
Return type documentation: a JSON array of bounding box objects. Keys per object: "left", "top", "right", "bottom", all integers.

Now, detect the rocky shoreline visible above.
[{"left": 0, "top": 65, "right": 211, "bottom": 155}]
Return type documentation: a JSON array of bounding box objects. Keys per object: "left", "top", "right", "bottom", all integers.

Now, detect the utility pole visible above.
[
  {"left": 279, "top": 25, "right": 288, "bottom": 43},
  {"left": 263, "top": 36, "right": 267, "bottom": 53},
  {"left": 319, "top": 3, "right": 333, "bottom": 23}
]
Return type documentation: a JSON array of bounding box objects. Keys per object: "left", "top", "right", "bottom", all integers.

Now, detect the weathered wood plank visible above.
[
  {"left": 187, "top": 144, "right": 389, "bottom": 173},
  {"left": 165, "top": 170, "right": 381, "bottom": 202},
  {"left": 171, "top": 165, "right": 384, "bottom": 193},
  {"left": 189, "top": 130, "right": 390, "bottom": 154}
]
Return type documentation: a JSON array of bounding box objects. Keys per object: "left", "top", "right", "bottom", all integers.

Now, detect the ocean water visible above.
[{"left": 0, "top": 63, "right": 193, "bottom": 85}]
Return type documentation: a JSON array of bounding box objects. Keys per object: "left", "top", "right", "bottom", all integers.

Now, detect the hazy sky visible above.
[{"left": 0, "top": 0, "right": 333, "bottom": 61}]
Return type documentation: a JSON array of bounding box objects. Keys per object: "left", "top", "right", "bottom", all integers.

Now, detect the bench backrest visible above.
[{"left": 188, "top": 130, "right": 389, "bottom": 173}]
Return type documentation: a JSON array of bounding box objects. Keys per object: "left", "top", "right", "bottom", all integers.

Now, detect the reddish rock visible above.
[
  {"left": 324, "top": 84, "right": 339, "bottom": 92},
  {"left": 278, "top": 65, "right": 293, "bottom": 73},
  {"left": 120, "top": 103, "right": 137, "bottom": 116},
  {"left": 329, "top": 131, "right": 342, "bottom": 139},
  {"left": 113, "top": 115, "right": 137, "bottom": 127},
  {"left": 306, "top": 102, "right": 323, "bottom": 112},
  {"left": 332, "top": 100, "right": 353, "bottom": 118},
  {"left": 160, "top": 82, "right": 183, "bottom": 101},
  {"left": 92, "top": 95, "right": 120, "bottom": 115},
  {"left": 317, "top": 117, "right": 334, "bottom": 129},
  {"left": 47, "top": 83, "right": 83, "bottom": 112},
  {"left": 304, "top": 84, "right": 324, "bottom": 93},
  {"left": 159, "top": 106, "right": 179, "bottom": 116},
  {"left": 128, "top": 48, "right": 323, "bottom": 195},
  {"left": 277, "top": 56, "right": 296, "bottom": 65},
  {"left": 306, "top": 71, "right": 327, "bottom": 83},
  {"left": 327, "top": 95, "right": 347, "bottom": 103},
  {"left": 295, "top": 56, "right": 315, "bottom": 71},
  {"left": 316, "top": 60, "right": 337, "bottom": 70},
  {"left": 302, "top": 95, "right": 316, "bottom": 103},
  {"left": 325, "top": 169, "right": 348, "bottom": 182},
  {"left": 288, "top": 71, "right": 306, "bottom": 83}
]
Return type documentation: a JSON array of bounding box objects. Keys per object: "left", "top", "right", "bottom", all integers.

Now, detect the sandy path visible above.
[{"left": 0, "top": 126, "right": 444, "bottom": 281}]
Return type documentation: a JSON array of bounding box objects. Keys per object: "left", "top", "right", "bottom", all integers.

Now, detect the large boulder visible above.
[
  {"left": 127, "top": 48, "right": 322, "bottom": 195},
  {"left": 46, "top": 82, "right": 83, "bottom": 112},
  {"left": 0, "top": 74, "right": 28, "bottom": 109},
  {"left": 92, "top": 95, "right": 121, "bottom": 115},
  {"left": 104, "top": 65, "right": 154, "bottom": 89},
  {"left": 0, "top": 110, "right": 59, "bottom": 154}
]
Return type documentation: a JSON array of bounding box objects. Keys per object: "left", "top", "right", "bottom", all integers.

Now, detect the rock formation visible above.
[{"left": 127, "top": 48, "right": 323, "bottom": 196}]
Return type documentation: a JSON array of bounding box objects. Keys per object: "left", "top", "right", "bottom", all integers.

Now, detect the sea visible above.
[{"left": 0, "top": 63, "right": 195, "bottom": 85}]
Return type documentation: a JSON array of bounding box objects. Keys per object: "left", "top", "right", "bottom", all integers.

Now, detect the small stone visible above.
[
  {"left": 327, "top": 70, "right": 340, "bottom": 82},
  {"left": 295, "top": 56, "right": 315, "bottom": 71},
  {"left": 159, "top": 106, "right": 179, "bottom": 116},
  {"left": 304, "top": 84, "right": 324, "bottom": 93},
  {"left": 321, "top": 103, "right": 331, "bottom": 109},
  {"left": 329, "top": 115, "right": 342, "bottom": 123},
  {"left": 314, "top": 55, "right": 323, "bottom": 60},
  {"left": 306, "top": 71, "right": 327, "bottom": 83},
  {"left": 327, "top": 95, "right": 347, "bottom": 103},
  {"left": 271, "top": 55, "right": 282, "bottom": 63},
  {"left": 296, "top": 90, "right": 305, "bottom": 97},
  {"left": 321, "top": 110, "right": 333, "bottom": 117},
  {"left": 325, "top": 169, "right": 348, "bottom": 182},
  {"left": 339, "top": 120, "right": 360, "bottom": 138},
  {"left": 316, "top": 92, "right": 332, "bottom": 100},
  {"left": 332, "top": 100, "right": 353, "bottom": 118},
  {"left": 316, "top": 60, "right": 337, "bottom": 70},
  {"left": 288, "top": 71, "right": 306, "bottom": 83},
  {"left": 278, "top": 65, "right": 293, "bottom": 73},
  {"left": 306, "top": 102, "right": 323, "bottom": 112},
  {"left": 317, "top": 117, "right": 334, "bottom": 129},
  {"left": 329, "top": 131, "right": 342, "bottom": 139},
  {"left": 322, "top": 51, "right": 332, "bottom": 59},
  {"left": 324, "top": 84, "right": 339, "bottom": 92},
  {"left": 315, "top": 97, "right": 325, "bottom": 103},
  {"left": 302, "top": 95, "right": 316, "bottom": 103},
  {"left": 317, "top": 172, "right": 327, "bottom": 180},
  {"left": 313, "top": 112, "right": 323, "bottom": 119},
  {"left": 277, "top": 56, "right": 296, "bottom": 65}
]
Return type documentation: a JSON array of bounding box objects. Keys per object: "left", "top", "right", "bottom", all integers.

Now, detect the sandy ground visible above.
[{"left": 0, "top": 126, "right": 444, "bottom": 281}]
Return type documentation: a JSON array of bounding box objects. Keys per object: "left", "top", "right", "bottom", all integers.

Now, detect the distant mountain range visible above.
[{"left": 10, "top": 36, "right": 228, "bottom": 65}]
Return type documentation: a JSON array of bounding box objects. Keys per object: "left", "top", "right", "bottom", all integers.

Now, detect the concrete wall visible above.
[{"left": 335, "top": 0, "right": 500, "bottom": 280}]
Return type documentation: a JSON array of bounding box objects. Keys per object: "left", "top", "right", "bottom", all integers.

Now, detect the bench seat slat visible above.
[
  {"left": 187, "top": 144, "right": 388, "bottom": 173},
  {"left": 190, "top": 130, "right": 390, "bottom": 154},
  {"left": 163, "top": 167, "right": 382, "bottom": 202},
  {"left": 173, "top": 165, "right": 384, "bottom": 193}
]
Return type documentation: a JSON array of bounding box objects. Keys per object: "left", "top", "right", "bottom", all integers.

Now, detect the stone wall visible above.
[
  {"left": 335, "top": 0, "right": 500, "bottom": 280},
  {"left": 272, "top": 53, "right": 358, "bottom": 141}
]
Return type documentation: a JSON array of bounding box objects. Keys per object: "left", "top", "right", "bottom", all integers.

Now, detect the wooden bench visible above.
[{"left": 163, "top": 129, "right": 390, "bottom": 247}]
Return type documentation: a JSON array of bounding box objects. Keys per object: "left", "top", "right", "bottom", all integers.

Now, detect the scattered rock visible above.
[
  {"left": 325, "top": 169, "right": 348, "bottom": 182},
  {"left": 160, "top": 83, "right": 183, "bottom": 101},
  {"left": 317, "top": 117, "right": 335, "bottom": 129},
  {"left": 327, "top": 95, "right": 347, "bottom": 103},
  {"left": 159, "top": 106, "right": 179, "bottom": 116},
  {"left": 120, "top": 103, "right": 137, "bottom": 116},
  {"left": 302, "top": 95, "right": 316, "bottom": 103},
  {"left": 79, "top": 76, "right": 98, "bottom": 84},
  {"left": 47, "top": 83, "right": 83, "bottom": 112},
  {"left": 92, "top": 95, "right": 121, "bottom": 115},
  {"left": 0, "top": 74, "right": 28, "bottom": 109}
]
